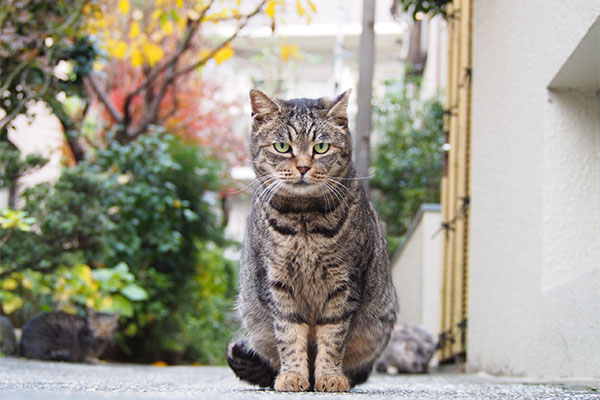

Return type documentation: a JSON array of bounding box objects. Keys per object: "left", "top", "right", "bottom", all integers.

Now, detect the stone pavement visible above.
[{"left": 0, "top": 357, "right": 598, "bottom": 400}]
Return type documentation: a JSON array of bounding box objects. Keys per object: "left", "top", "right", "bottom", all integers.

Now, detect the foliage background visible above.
[{"left": 371, "top": 77, "right": 444, "bottom": 256}]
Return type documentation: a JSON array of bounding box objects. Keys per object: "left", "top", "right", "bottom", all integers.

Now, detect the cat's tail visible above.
[{"left": 226, "top": 338, "right": 276, "bottom": 388}]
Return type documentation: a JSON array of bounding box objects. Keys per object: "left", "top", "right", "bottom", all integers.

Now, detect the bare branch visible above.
[
  {"left": 120, "top": 0, "right": 217, "bottom": 138},
  {"left": 125, "top": 0, "right": 217, "bottom": 103},
  {"left": 119, "top": 0, "right": 267, "bottom": 140},
  {"left": 0, "top": 64, "right": 52, "bottom": 132},
  {"left": 175, "top": 0, "right": 268, "bottom": 78},
  {"left": 55, "top": 0, "right": 87, "bottom": 33},
  {"left": 0, "top": 59, "right": 28, "bottom": 94},
  {"left": 86, "top": 74, "right": 124, "bottom": 123}
]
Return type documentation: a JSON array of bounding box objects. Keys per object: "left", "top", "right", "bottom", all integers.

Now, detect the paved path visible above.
[{"left": 0, "top": 357, "right": 598, "bottom": 399}]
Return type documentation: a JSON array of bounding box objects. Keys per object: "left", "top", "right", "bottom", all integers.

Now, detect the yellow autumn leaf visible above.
[
  {"left": 101, "top": 296, "right": 114, "bottom": 309},
  {"left": 162, "top": 20, "right": 174, "bottom": 35},
  {"left": 204, "top": 9, "right": 229, "bottom": 23},
  {"left": 151, "top": 9, "right": 162, "bottom": 20},
  {"left": 213, "top": 44, "right": 234, "bottom": 64},
  {"left": 118, "top": 0, "right": 130, "bottom": 15},
  {"left": 75, "top": 264, "right": 94, "bottom": 285},
  {"left": 85, "top": 297, "right": 95, "bottom": 308},
  {"left": 280, "top": 44, "right": 301, "bottom": 62},
  {"left": 2, "top": 296, "right": 23, "bottom": 314},
  {"left": 61, "top": 304, "right": 78, "bottom": 314},
  {"left": 93, "top": 61, "right": 104, "bottom": 71},
  {"left": 131, "top": 47, "right": 144, "bottom": 67},
  {"left": 22, "top": 277, "right": 33, "bottom": 290},
  {"left": 143, "top": 41, "right": 164, "bottom": 66},
  {"left": 296, "top": 0, "right": 306, "bottom": 17},
  {"left": 176, "top": 0, "right": 183, "bottom": 7},
  {"left": 108, "top": 40, "right": 128, "bottom": 58},
  {"left": 1, "top": 278, "right": 18, "bottom": 290},
  {"left": 266, "top": 0, "right": 276, "bottom": 19},
  {"left": 129, "top": 21, "right": 141, "bottom": 39},
  {"left": 177, "top": 15, "right": 188, "bottom": 29},
  {"left": 198, "top": 49, "right": 211, "bottom": 64}
]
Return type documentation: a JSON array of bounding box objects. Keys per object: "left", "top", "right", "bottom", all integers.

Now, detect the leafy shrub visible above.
[
  {"left": 0, "top": 131, "right": 236, "bottom": 363},
  {"left": 0, "top": 263, "right": 147, "bottom": 317},
  {"left": 372, "top": 79, "right": 444, "bottom": 255}
]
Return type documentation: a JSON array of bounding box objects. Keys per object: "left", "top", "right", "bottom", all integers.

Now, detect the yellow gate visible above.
[{"left": 439, "top": 0, "right": 472, "bottom": 362}]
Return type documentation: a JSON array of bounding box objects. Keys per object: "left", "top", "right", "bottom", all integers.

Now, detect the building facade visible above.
[{"left": 466, "top": 0, "right": 600, "bottom": 379}]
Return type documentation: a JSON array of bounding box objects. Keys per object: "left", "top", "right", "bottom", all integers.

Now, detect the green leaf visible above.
[
  {"left": 110, "top": 294, "right": 134, "bottom": 317},
  {"left": 121, "top": 284, "right": 148, "bottom": 301},
  {"left": 92, "top": 269, "right": 112, "bottom": 283}
]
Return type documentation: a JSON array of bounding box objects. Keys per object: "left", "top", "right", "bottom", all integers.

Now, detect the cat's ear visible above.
[
  {"left": 249, "top": 89, "right": 280, "bottom": 117},
  {"left": 326, "top": 89, "right": 351, "bottom": 127}
]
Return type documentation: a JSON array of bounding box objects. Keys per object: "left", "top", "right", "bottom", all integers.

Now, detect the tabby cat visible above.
[
  {"left": 227, "top": 89, "right": 398, "bottom": 392},
  {"left": 375, "top": 323, "right": 437, "bottom": 374},
  {"left": 0, "top": 316, "right": 18, "bottom": 356},
  {"left": 20, "top": 310, "right": 119, "bottom": 363}
]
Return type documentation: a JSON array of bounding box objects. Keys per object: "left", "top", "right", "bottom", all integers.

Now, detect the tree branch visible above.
[
  {"left": 0, "top": 63, "right": 52, "bottom": 132},
  {"left": 86, "top": 74, "right": 124, "bottom": 123},
  {"left": 174, "top": 0, "right": 268, "bottom": 78},
  {"left": 117, "top": 0, "right": 267, "bottom": 141},
  {"left": 124, "top": 0, "right": 216, "bottom": 103}
]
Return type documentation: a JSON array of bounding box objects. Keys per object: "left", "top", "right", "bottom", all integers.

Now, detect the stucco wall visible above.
[
  {"left": 391, "top": 204, "right": 442, "bottom": 340},
  {"left": 469, "top": 0, "right": 600, "bottom": 379}
]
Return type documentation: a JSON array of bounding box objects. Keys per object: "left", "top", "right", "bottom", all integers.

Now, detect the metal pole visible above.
[{"left": 355, "top": 0, "right": 375, "bottom": 190}]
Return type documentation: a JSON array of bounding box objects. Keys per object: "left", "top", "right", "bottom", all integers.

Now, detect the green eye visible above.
[
  {"left": 274, "top": 142, "right": 291, "bottom": 153},
  {"left": 313, "top": 143, "right": 330, "bottom": 154}
]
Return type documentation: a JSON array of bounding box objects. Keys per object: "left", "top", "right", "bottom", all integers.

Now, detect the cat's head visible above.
[
  {"left": 249, "top": 89, "right": 353, "bottom": 197},
  {"left": 86, "top": 309, "right": 119, "bottom": 339}
]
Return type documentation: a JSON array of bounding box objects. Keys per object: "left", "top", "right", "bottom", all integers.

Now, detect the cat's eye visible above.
[
  {"left": 313, "top": 143, "right": 330, "bottom": 154},
  {"left": 274, "top": 142, "right": 291, "bottom": 153}
]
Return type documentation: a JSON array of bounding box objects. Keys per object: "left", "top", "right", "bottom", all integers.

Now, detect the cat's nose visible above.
[{"left": 297, "top": 166, "right": 310, "bottom": 175}]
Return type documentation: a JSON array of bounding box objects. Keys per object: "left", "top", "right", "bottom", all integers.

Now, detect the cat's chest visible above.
[{"left": 262, "top": 214, "right": 349, "bottom": 314}]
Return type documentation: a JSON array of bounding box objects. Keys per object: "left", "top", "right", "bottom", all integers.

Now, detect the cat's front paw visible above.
[
  {"left": 273, "top": 372, "right": 310, "bottom": 392},
  {"left": 315, "top": 374, "right": 350, "bottom": 392}
]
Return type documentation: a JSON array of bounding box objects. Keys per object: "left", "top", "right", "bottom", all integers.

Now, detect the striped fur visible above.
[{"left": 227, "top": 89, "right": 398, "bottom": 392}]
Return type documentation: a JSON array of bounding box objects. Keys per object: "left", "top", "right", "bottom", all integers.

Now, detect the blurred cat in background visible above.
[
  {"left": 0, "top": 316, "right": 18, "bottom": 356},
  {"left": 375, "top": 323, "right": 437, "bottom": 374},
  {"left": 20, "top": 309, "right": 119, "bottom": 363}
]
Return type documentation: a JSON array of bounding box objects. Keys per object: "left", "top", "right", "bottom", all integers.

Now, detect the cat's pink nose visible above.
[{"left": 297, "top": 166, "right": 310, "bottom": 175}]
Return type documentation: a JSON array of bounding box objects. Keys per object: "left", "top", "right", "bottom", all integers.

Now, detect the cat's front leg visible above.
[
  {"left": 314, "top": 321, "right": 351, "bottom": 392},
  {"left": 272, "top": 319, "right": 310, "bottom": 392}
]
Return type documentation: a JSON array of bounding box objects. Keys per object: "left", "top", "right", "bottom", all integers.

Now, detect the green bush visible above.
[
  {"left": 0, "top": 131, "right": 237, "bottom": 364},
  {"left": 372, "top": 79, "right": 444, "bottom": 256}
]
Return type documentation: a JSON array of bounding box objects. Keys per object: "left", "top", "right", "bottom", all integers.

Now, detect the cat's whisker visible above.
[
  {"left": 325, "top": 177, "right": 350, "bottom": 193},
  {"left": 270, "top": 181, "right": 286, "bottom": 204},
  {"left": 318, "top": 183, "right": 333, "bottom": 212},
  {"left": 255, "top": 178, "right": 279, "bottom": 204},
  {"left": 232, "top": 174, "right": 276, "bottom": 194},
  {"left": 323, "top": 181, "right": 349, "bottom": 210},
  {"left": 326, "top": 174, "right": 375, "bottom": 181}
]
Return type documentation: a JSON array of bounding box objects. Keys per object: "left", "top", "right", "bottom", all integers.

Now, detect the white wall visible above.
[
  {"left": 469, "top": 0, "right": 600, "bottom": 380},
  {"left": 391, "top": 204, "right": 442, "bottom": 347},
  {"left": 4, "top": 102, "right": 65, "bottom": 207}
]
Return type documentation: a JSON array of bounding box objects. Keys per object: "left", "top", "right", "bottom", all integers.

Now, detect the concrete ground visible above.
[{"left": 0, "top": 357, "right": 598, "bottom": 400}]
